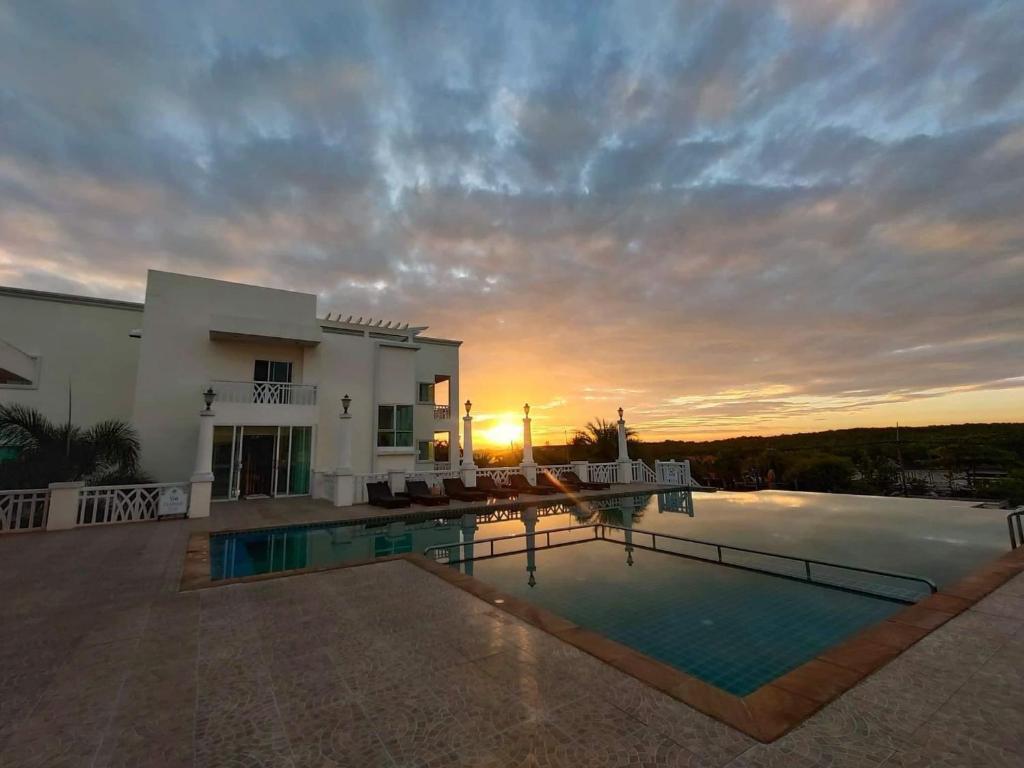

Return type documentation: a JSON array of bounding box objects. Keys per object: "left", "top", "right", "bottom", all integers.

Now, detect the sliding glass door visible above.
[{"left": 211, "top": 425, "right": 314, "bottom": 500}]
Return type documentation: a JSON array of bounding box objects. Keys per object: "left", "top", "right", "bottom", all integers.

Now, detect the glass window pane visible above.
[
  {"left": 288, "top": 427, "right": 311, "bottom": 494},
  {"left": 417, "top": 441, "right": 432, "bottom": 461},
  {"left": 254, "top": 360, "right": 269, "bottom": 381},
  {"left": 270, "top": 361, "right": 292, "bottom": 383},
  {"left": 396, "top": 430, "right": 413, "bottom": 447},
  {"left": 377, "top": 431, "right": 395, "bottom": 447},
  {"left": 378, "top": 405, "right": 394, "bottom": 430},
  {"left": 418, "top": 382, "right": 433, "bottom": 403},
  {"left": 396, "top": 405, "right": 414, "bottom": 431}
]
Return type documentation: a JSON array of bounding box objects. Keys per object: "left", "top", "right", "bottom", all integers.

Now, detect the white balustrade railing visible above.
[
  {"left": 353, "top": 473, "right": 389, "bottom": 503},
  {"left": 588, "top": 463, "right": 619, "bottom": 485},
  {"left": 433, "top": 404, "right": 451, "bottom": 420},
  {"left": 77, "top": 482, "right": 191, "bottom": 525},
  {"left": 406, "top": 468, "right": 461, "bottom": 490},
  {"left": 632, "top": 460, "right": 657, "bottom": 483},
  {"left": 475, "top": 466, "right": 520, "bottom": 486},
  {"left": 537, "top": 464, "right": 573, "bottom": 479},
  {"left": 0, "top": 488, "right": 49, "bottom": 532},
  {"left": 209, "top": 380, "right": 317, "bottom": 406}
]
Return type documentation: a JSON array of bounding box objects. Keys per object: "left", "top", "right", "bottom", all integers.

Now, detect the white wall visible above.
[
  {"left": 0, "top": 288, "right": 142, "bottom": 428},
  {"left": 132, "top": 271, "right": 319, "bottom": 481}
]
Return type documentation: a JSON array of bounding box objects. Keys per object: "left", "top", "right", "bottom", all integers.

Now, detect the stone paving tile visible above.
[{"left": 280, "top": 701, "right": 393, "bottom": 768}]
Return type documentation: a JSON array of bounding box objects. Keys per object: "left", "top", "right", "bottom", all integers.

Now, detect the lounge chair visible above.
[
  {"left": 508, "top": 474, "right": 558, "bottom": 495},
  {"left": 442, "top": 478, "right": 488, "bottom": 502},
  {"left": 563, "top": 470, "right": 609, "bottom": 490},
  {"left": 404, "top": 480, "right": 449, "bottom": 506},
  {"left": 366, "top": 481, "right": 411, "bottom": 509},
  {"left": 475, "top": 476, "right": 519, "bottom": 498}
]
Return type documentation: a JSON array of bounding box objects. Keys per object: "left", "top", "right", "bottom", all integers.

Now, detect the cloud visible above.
[{"left": 0, "top": 0, "right": 1022, "bottom": 438}]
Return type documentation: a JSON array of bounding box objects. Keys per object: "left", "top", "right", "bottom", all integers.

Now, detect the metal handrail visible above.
[
  {"left": 599, "top": 525, "right": 937, "bottom": 597},
  {"left": 1008, "top": 507, "right": 1024, "bottom": 549},
  {"left": 424, "top": 523, "right": 938, "bottom": 603}
]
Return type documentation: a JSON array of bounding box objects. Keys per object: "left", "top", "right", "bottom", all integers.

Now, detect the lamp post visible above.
[
  {"left": 332, "top": 394, "right": 355, "bottom": 507},
  {"left": 616, "top": 406, "right": 633, "bottom": 484},
  {"left": 189, "top": 387, "right": 217, "bottom": 518},
  {"left": 521, "top": 402, "right": 537, "bottom": 483},
  {"left": 461, "top": 399, "right": 477, "bottom": 487}
]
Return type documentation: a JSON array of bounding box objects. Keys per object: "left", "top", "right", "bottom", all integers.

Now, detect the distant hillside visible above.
[{"left": 527, "top": 422, "right": 1024, "bottom": 501}]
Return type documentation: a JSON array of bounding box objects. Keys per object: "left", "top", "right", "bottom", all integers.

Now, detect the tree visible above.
[
  {"left": 571, "top": 418, "right": 637, "bottom": 462},
  {"left": 782, "top": 453, "right": 856, "bottom": 493},
  {"left": 0, "top": 404, "right": 147, "bottom": 488}
]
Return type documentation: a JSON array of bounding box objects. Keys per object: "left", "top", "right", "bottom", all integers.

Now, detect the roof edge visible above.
[{"left": 0, "top": 285, "right": 144, "bottom": 312}]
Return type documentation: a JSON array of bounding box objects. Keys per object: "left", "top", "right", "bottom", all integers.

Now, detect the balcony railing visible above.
[
  {"left": 433, "top": 404, "right": 451, "bottom": 420},
  {"left": 209, "top": 380, "right": 318, "bottom": 406}
]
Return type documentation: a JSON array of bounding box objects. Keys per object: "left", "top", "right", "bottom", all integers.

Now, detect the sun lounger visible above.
[
  {"left": 404, "top": 480, "right": 449, "bottom": 506},
  {"left": 366, "top": 481, "right": 411, "bottom": 509}
]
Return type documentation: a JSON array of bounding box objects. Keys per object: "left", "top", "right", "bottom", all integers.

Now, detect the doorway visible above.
[{"left": 241, "top": 434, "right": 275, "bottom": 497}]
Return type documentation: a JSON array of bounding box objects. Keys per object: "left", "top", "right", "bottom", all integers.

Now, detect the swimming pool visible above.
[{"left": 208, "top": 490, "right": 1008, "bottom": 696}]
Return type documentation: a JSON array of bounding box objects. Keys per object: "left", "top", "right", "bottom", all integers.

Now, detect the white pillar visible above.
[
  {"left": 462, "top": 400, "right": 476, "bottom": 469},
  {"left": 45, "top": 481, "right": 85, "bottom": 530},
  {"left": 189, "top": 409, "right": 216, "bottom": 519},
  {"left": 332, "top": 396, "right": 355, "bottom": 507},
  {"left": 571, "top": 460, "right": 590, "bottom": 483},
  {"left": 192, "top": 410, "right": 216, "bottom": 478},
  {"left": 461, "top": 400, "right": 477, "bottom": 486},
  {"left": 521, "top": 403, "right": 537, "bottom": 484},
  {"left": 616, "top": 406, "right": 632, "bottom": 484}
]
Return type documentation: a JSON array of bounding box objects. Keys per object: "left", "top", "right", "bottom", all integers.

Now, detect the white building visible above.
[{"left": 0, "top": 270, "right": 461, "bottom": 502}]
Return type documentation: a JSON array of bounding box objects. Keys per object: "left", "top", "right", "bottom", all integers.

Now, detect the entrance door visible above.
[{"left": 241, "top": 434, "right": 275, "bottom": 497}]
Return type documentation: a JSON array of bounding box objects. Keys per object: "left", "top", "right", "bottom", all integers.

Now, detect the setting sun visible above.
[{"left": 479, "top": 419, "right": 521, "bottom": 447}]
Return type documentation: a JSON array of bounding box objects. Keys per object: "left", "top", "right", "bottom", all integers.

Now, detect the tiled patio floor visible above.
[{"left": 1, "top": 519, "right": 1021, "bottom": 767}]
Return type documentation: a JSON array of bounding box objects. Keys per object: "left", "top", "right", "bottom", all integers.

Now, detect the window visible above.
[
  {"left": 378, "top": 405, "right": 413, "bottom": 447},
  {"left": 417, "top": 382, "right": 435, "bottom": 404},
  {"left": 253, "top": 360, "right": 292, "bottom": 383},
  {"left": 417, "top": 440, "right": 433, "bottom": 462}
]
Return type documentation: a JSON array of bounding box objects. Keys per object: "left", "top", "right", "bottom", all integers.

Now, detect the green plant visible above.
[
  {"left": 0, "top": 404, "right": 148, "bottom": 488},
  {"left": 571, "top": 418, "right": 638, "bottom": 462}
]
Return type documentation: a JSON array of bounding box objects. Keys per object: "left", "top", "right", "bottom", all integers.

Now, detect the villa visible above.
[{"left": 1, "top": 270, "right": 461, "bottom": 513}]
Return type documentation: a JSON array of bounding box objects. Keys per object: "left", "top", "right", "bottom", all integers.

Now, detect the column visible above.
[
  {"left": 387, "top": 470, "right": 406, "bottom": 494},
  {"left": 520, "top": 403, "right": 537, "bottom": 484},
  {"left": 461, "top": 400, "right": 477, "bottom": 487},
  {"left": 332, "top": 395, "right": 355, "bottom": 507},
  {"left": 616, "top": 406, "right": 633, "bottom": 484},
  {"left": 571, "top": 460, "right": 590, "bottom": 484},
  {"left": 189, "top": 407, "right": 216, "bottom": 519},
  {"left": 45, "top": 481, "right": 85, "bottom": 530}
]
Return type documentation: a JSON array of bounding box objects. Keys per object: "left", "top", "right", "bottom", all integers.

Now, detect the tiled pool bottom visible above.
[{"left": 468, "top": 540, "right": 901, "bottom": 696}]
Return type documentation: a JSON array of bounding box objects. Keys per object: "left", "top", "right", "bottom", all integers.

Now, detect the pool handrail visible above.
[
  {"left": 424, "top": 523, "right": 938, "bottom": 603},
  {"left": 1008, "top": 507, "right": 1024, "bottom": 549},
  {"left": 599, "top": 524, "right": 938, "bottom": 598}
]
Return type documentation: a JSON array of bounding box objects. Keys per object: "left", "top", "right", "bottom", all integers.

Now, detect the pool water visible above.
[{"left": 469, "top": 540, "right": 901, "bottom": 695}]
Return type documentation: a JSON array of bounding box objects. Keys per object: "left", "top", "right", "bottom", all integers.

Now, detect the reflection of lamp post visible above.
[{"left": 523, "top": 506, "right": 538, "bottom": 588}]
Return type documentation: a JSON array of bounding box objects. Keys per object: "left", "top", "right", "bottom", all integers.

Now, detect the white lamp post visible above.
[
  {"left": 521, "top": 402, "right": 537, "bottom": 484},
  {"left": 461, "top": 400, "right": 477, "bottom": 487},
  {"left": 616, "top": 406, "right": 633, "bottom": 484},
  {"left": 332, "top": 394, "right": 355, "bottom": 507},
  {"left": 188, "top": 387, "right": 217, "bottom": 518}
]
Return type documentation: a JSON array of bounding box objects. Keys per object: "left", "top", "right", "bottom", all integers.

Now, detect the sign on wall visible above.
[{"left": 157, "top": 486, "right": 189, "bottom": 517}]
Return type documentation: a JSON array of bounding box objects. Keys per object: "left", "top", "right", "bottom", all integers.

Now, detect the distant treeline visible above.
[{"left": 520, "top": 422, "right": 1024, "bottom": 503}]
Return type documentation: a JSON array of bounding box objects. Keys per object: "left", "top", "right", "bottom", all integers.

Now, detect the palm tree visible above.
[
  {"left": 570, "top": 418, "right": 637, "bottom": 462},
  {"left": 0, "top": 404, "right": 146, "bottom": 488}
]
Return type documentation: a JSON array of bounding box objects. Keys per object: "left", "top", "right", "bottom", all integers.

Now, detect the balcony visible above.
[
  {"left": 210, "top": 380, "right": 318, "bottom": 406},
  {"left": 433, "top": 404, "right": 451, "bottom": 420}
]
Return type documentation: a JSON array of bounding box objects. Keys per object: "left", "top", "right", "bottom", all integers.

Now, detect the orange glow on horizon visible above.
[{"left": 478, "top": 419, "right": 521, "bottom": 447}]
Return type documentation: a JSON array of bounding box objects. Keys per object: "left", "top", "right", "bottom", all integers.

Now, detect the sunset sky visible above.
[{"left": 1, "top": 1, "right": 1022, "bottom": 444}]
